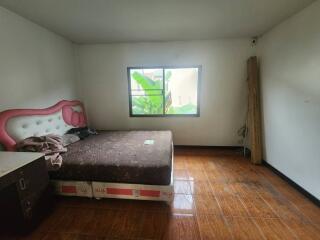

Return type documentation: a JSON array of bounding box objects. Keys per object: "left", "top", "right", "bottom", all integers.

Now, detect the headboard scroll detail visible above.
[{"left": 0, "top": 100, "right": 87, "bottom": 151}]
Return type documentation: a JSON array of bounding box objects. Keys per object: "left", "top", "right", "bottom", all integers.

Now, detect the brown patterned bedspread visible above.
[{"left": 49, "top": 131, "right": 173, "bottom": 185}]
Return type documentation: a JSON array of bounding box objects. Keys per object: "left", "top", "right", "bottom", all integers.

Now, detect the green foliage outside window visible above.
[{"left": 130, "top": 68, "right": 198, "bottom": 116}]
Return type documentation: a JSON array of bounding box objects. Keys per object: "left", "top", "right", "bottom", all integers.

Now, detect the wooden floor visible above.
[{"left": 2, "top": 148, "right": 320, "bottom": 240}]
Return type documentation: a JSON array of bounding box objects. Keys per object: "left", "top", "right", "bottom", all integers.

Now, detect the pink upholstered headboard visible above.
[{"left": 0, "top": 100, "right": 87, "bottom": 151}]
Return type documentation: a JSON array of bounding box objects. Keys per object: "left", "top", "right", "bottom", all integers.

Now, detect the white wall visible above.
[
  {"left": 0, "top": 7, "right": 77, "bottom": 111},
  {"left": 258, "top": 1, "right": 320, "bottom": 199},
  {"left": 77, "top": 40, "right": 255, "bottom": 145}
]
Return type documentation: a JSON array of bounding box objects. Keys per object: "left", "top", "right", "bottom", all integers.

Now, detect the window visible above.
[{"left": 128, "top": 66, "right": 201, "bottom": 117}]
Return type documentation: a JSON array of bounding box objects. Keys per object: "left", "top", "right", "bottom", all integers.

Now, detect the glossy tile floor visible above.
[{"left": 2, "top": 148, "right": 320, "bottom": 240}]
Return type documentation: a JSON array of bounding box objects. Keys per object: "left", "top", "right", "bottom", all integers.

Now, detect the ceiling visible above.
[{"left": 0, "top": 0, "right": 315, "bottom": 44}]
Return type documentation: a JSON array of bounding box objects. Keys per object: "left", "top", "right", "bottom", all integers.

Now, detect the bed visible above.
[{"left": 0, "top": 100, "right": 173, "bottom": 202}]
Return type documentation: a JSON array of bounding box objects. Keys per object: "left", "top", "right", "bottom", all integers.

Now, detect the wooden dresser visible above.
[{"left": 0, "top": 152, "right": 50, "bottom": 231}]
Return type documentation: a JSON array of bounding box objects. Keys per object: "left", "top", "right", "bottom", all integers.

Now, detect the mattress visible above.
[{"left": 49, "top": 130, "right": 173, "bottom": 185}]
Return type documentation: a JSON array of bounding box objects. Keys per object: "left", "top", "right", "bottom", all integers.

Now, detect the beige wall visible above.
[
  {"left": 0, "top": 7, "right": 77, "bottom": 111},
  {"left": 258, "top": 1, "right": 320, "bottom": 199},
  {"left": 77, "top": 40, "right": 255, "bottom": 145}
]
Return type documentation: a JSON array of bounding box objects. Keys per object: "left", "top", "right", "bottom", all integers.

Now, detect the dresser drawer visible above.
[
  {"left": 16, "top": 157, "right": 49, "bottom": 197},
  {"left": 0, "top": 152, "right": 50, "bottom": 231},
  {"left": 20, "top": 184, "right": 53, "bottom": 225}
]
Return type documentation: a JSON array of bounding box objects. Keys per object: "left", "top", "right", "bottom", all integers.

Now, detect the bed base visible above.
[
  {"left": 51, "top": 180, "right": 173, "bottom": 202},
  {"left": 52, "top": 144, "right": 174, "bottom": 202}
]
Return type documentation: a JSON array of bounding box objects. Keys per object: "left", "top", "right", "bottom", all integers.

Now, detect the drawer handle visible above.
[{"left": 19, "top": 178, "right": 26, "bottom": 190}]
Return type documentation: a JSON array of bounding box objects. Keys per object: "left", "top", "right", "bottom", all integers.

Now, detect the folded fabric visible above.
[
  {"left": 45, "top": 153, "right": 63, "bottom": 171},
  {"left": 16, "top": 134, "right": 66, "bottom": 171}
]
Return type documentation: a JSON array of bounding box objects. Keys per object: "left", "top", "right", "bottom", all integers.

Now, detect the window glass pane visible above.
[
  {"left": 130, "top": 69, "right": 163, "bottom": 91},
  {"left": 130, "top": 68, "right": 164, "bottom": 115},
  {"left": 165, "top": 68, "right": 198, "bottom": 115},
  {"left": 131, "top": 95, "right": 163, "bottom": 115}
]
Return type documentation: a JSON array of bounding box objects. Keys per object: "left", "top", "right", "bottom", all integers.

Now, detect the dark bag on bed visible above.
[{"left": 66, "top": 127, "right": 97, "bottom": 140}]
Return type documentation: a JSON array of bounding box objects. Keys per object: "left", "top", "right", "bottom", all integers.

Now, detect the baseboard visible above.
[
  {"left": 263, "top": 161, "right": 320, "bottom": 207},
  {"left": 174, "top": 145, "right": 251, "bottom": 157},
  {"left": 174, "top": 145, "right": 243, "bottom": 150}
]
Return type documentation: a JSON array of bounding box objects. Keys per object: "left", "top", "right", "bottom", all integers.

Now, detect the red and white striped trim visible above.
[
  {"left": 92, "top": 182, "right": 173, "bottom": 202},
  {"left": 51, "top": 180, "right": 173, "bottom": 202},
  {"left": 51, "top": 180, "right": 93, "bottom": 197}
]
